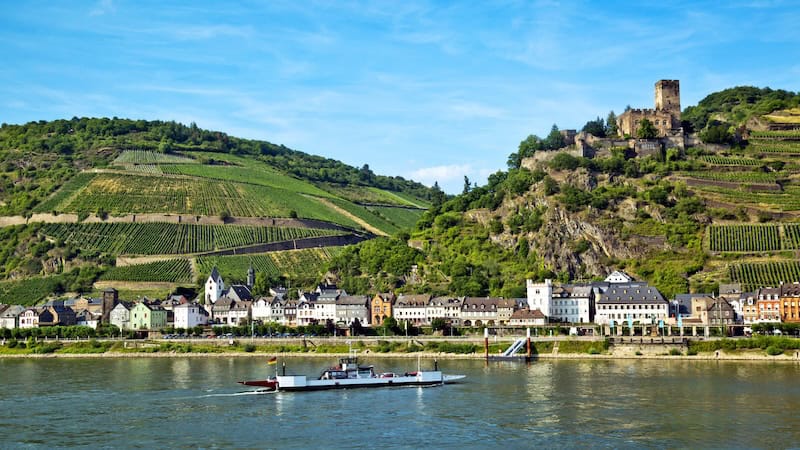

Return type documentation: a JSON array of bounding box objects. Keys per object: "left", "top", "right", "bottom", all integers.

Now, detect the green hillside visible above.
[
  {"left": 0, "top": 118, "right": 434, "bottom": 303},
  {"left": 327, "top": 87, "right": 800, "bottom": 299}
]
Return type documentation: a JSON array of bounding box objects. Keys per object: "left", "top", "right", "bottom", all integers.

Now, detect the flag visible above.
[{"left": 267, "top": 356, "right": 277, "bottom": 365}]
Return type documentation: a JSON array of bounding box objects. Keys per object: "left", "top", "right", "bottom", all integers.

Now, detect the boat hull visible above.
[{"left": 238, "top": 380, "right": 278, "bottom": 390}]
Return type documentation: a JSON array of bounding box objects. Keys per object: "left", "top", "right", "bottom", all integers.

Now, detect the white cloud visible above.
[{"left": 409, "top": 164, "right": 472, "bottom": 185}]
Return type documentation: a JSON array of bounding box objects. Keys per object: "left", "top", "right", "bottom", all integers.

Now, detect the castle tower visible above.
[
  {"left": 655, "top": 80, "right": 680, "bottom": 117},
  {"left": 526, "top": 278, "right": 553, "bottom": 319},
  {"left": 101, "top": 287, "right": 118, "bottom": 322}
]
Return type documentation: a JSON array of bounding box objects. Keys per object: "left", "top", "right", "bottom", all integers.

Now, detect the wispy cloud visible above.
[{"left": 89, "top": 0, "right": 115, "bottom": 17}]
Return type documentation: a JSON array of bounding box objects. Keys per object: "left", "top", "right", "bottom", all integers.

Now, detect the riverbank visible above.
[{"left": 2, "top": 348, "right": 800, "bottom": 362}]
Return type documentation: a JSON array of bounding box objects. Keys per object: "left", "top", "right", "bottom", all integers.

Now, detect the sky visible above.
[{"left": 2, "top": 1, "right": 799, "bottom": 193}]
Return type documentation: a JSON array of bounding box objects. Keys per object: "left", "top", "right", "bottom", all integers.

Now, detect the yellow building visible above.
[
  {"left": 370, "top": 293, "right": 396, "bottom": 326},
  {"left": 779, "top": 283, "right": 800, "bottom": 323}
]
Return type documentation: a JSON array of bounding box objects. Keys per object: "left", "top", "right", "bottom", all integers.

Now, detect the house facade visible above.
[
  {"left": 174, "top": 302, "right": 209, "bottom": 329},
  {"left": 109, "top": 302, "right": 133, "bottom": 330},
  {"left": 130, "top": 302, "right": 168, "bottom": 330},
  {"left": 757, "top": 287, "right": 781, "bottom": 322},
  {"left": 779, "top": 283, "right": 800, "bottom": 323},
  {"left": 336, "top": 296, "right": 370, "bottom": 326},
  {"left": 394, "top": 294, "right": 431, "bottom": 325},
  {"left": 371, "top": 293, "right": 395, "bottom": 326}
]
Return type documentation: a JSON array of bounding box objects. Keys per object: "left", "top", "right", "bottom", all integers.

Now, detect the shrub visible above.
[
  {"left": 765, "top": 345, "right": 784, "bottom": 356},
  {"left": 243, "top": 344, "right": 256, "bottom": 353},
  {"left": 669, "top": 348, "right": 682, "bottom": 356}
]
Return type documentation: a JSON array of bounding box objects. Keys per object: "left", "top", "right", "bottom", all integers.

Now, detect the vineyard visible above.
[
  {"left": 195, "top": 247, "right": 340, "bottom": 285},
  {"left": 161, "top": 162, "right": 332, "bottom": 198},
  {"left": 39, "top": 222, "right": 342, "bottom": 255},
  {"left": 99, "top": 258, "right": 192, "bottom": 282},
  {"left": 0, "top": 276, "right": 66, "bottom": 306},
  {"left": 367, "top": 206, "right": 425, "bottom": 229},
  {"left": 699, "top": 156, "right": 762, "bottom": 166},
  {"left": 729, "top": 261, "right": 800, "bottom": 291},
  {"left": 32, "top": 172, "right": 98, "bottom": 213},
  {"left": 327, "top": 198, "right": 401, "bottom": 235},
  {"left": 112, "top": 150, "right": 197, "bottom": 165},
  {"left": 708, "top": 224, "right": 782, "bottom": 252},
  {"left": 749, "top": 130, "right": 800, "bottom": 139},
  {"left": 320, "top": 184, "right": 427, "bottom": 208},
  {"left": 682, "top": 171, "right": 779, "bottom": 184},
  {"left": 689, "top": 184, "right": 800, "bottom": 211},
  {"left": 748, "top": 141, "right": 800, "bottom": 154},
  {"left": 41, "top": 172, "right": 360, "bottom": 226}
]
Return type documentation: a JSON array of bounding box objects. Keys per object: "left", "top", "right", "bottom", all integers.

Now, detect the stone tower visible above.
[
  {"left": 247, "top": 264, "right": 255, "bottom": 290},
  {"left": 101, "top": 288, "right": 118, "bottom": 322},
  {"left": 655, "top": 80, "right": 680, "bottom": 117}
]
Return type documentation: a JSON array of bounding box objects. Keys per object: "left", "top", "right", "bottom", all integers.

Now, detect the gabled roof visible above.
[
  {"left": 338, "top": 295, "right": 369, "bottom": 306},
  {"left": 1, "top": 305, "right": 25, "bottom": 317},
  {"left": 396, "top": 294, "right": 431, "bottom": 307},
  {"left": 511, "top": 308, "right": 546, "bottom": 319},
  {"left": 780, "top": 283, "right": 800, "bottom": 297},
  {"left": 209, "top": 267, "right": 222, "bottom": 283},
  {"left": 597, "top": 283, "right": 666, "bottom": 304},
  {"left": 462, "top": 297, "right": 501, "bottom": 309},
  {"left": 429, "top": 296, "right": 463, "bottom": 307},
  {"left": 227, "top": 285, "right": 253, "bottom": 301},
  {"left": 605, "top": 270, "right": 634, "bottom": 283}
]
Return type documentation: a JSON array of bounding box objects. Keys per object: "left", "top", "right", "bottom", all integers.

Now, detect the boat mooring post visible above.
[
  {"left": 282, "top": 362, "right": 286, "bottom": 376},
  {"left": 526, "top": 327, "right": 532, "bottom": 360},
  {"left": 484, "top": 328, "right": 489, "bottom": 362}
]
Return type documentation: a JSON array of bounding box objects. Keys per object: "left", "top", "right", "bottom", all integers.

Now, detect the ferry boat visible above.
[{"left": 239, "top": 357, "right": 465, "bottom": 392}]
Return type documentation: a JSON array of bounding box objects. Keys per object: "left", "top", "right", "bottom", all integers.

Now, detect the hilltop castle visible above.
[{"left": 616, "top": 80, "right": 682, "bottom": 137}]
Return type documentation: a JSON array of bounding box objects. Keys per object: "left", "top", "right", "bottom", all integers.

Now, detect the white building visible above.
[
  {"left": 427, "top": 297, "right": 464, "bottom": 325},
  {"left": 109, "top": 302, "right": 133, "bottom": 330},
  {"left": 551, "top": 285, "right": 594, "bottom": 323},
  {"left": 174, "top": 302, "right": 209, "bottom": 329},
  {"left": 394, "top": 294, "right": 431, "bottom": 325},
  {"left": 594, "top": 283, "right": 668, "bottom": 325},
  {"left": 0, "top": 305, "right": 25, "bottom": 329},
  {"left": 19, "top": 308, "right": 40, "bottom": 328},
  {"left": 526, "top": 279, "right": 553, "bottom": 319}
]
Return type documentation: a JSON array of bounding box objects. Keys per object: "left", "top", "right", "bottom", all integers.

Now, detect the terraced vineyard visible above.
[
  {"left": 783, "top": 224, "right": 800, "bottom": 249},
  {"left": 750, "top": 130, "right": 800, "bottom": 139},
  {"left": 32, "top": 172, "right": 98, "bottom": 213},
  {"left": 40, "top": 222, "right": 342, "bottom": 255},
  {"left": 41, "top": 172, "right": 360, "bottom": 226},
  {"left": 699, "top": 156, "right": 761, "bottom": 166},
  {"left": 748, "top": 141, "right": 800, "bottom": 154},
  {"left": 195, "top": 247, "right": 340, "bottom": 284},
  {"left": 0, "top": 276, "right": 67, "bottom": 306},
  {"left": 708, "top": 224, "right": 781, "bottom": 252},
  {"left": 682, "top": 171, "right": 779, "bottom": 183},
  {"left": 99, "top": 258, "right": 192, "bottom": 282},
  {"left": 113, "top": 150, "right": 197, "bottom": 165},
  {"left": 328, "top": 197, "right": 400, "bottom": 235},
  {"left": 729, "top": 261, "right": 800, "bottom": 291},
  {"left": 690, "top": 184, "right": 800, "bottom": 211}
]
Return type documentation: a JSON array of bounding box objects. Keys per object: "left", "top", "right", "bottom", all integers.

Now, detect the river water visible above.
[{"left": 0, "top": 357, "right": 798, "bottom": 449}]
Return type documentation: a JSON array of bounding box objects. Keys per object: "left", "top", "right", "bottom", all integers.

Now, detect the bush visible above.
[
  {"left": 669, "top": 348, "right": 682, "bottom": 356},
  {"left": 243, "top": 344, "right": 256, "bottom": 353},
  {"left": 765, "top": 345, "right": 784, "bottom": 356}
]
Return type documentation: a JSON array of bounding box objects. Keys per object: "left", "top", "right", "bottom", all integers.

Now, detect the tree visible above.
[
  {"left": 636, "top": 119, "right": 658, "bottom": 139},
  {"left": 462, "top": 175, "right": 471, "bottom": 195},
  {"left": 581, "top": 117, "right": 605, "bottom": 137},
  {"left": 606, "top": 111, "right": 618, "bottom": 136},
  {"left": 544, "top": 124, "right": 565, "bottom": 150},
  {"left": 431, "top": 318, "right": 447, "bottom": 331},
  {"left": 431, "top": 182, "right": 446, "bottom": 207}
]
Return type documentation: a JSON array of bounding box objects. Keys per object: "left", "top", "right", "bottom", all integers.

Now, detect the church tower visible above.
[
  {"left": 205, "top": 267, "right": 224, "bottom": 304},
  {"left": 247, "top": 264, "right": 255, "bottom": 290}
]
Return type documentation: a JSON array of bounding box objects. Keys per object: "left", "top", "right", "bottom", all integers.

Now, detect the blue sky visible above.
[{"left": 2, "top": 1, "right": 799, "bottom": 193}]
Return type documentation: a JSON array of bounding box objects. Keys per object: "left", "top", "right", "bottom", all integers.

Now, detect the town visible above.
[{"left": 2, "top": 266, "right": 798, "bottom": 339}]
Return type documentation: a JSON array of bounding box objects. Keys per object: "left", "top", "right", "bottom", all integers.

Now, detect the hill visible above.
[
  {"left": 0, "top": 118, "right": 437, "bottom": 303},
  {"left": 327, "top": 86, "right": 800, "bottom": 300}
]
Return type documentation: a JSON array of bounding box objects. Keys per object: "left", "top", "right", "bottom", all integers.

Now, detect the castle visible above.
[{"left": 616, "top": 80, "right": 682, "bottom": 138}]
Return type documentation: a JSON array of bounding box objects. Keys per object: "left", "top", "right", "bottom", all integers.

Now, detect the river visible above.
[{"left": 0, "top": 357, "right": 798, "bottom": 448}]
